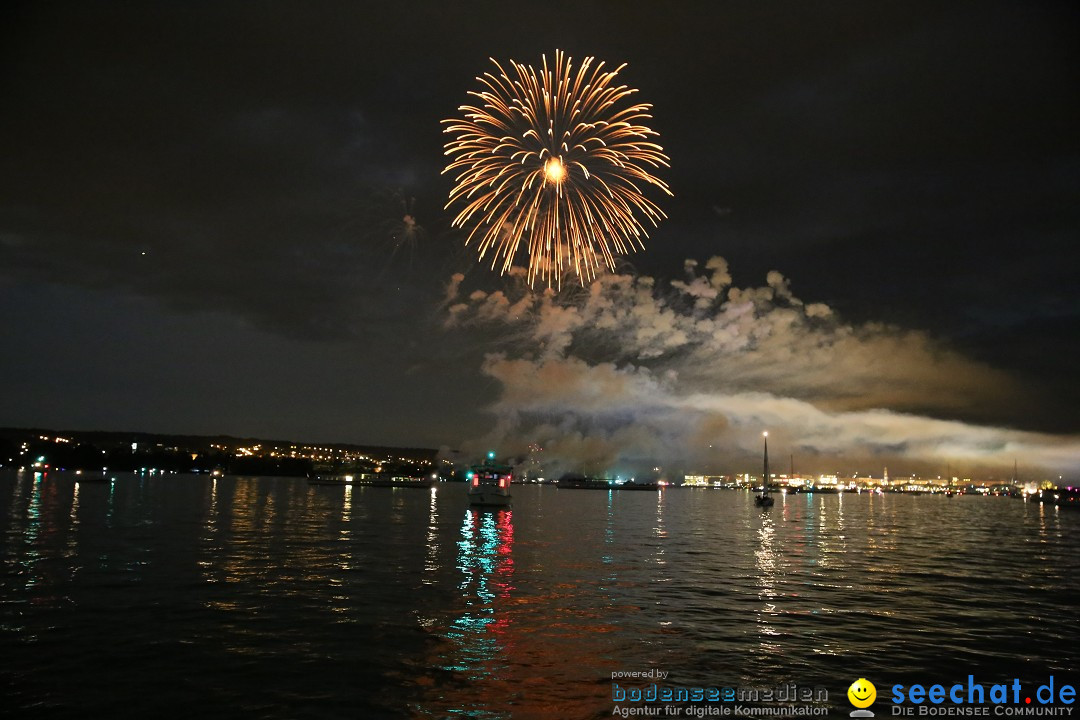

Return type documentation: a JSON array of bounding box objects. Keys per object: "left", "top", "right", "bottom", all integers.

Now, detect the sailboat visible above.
[
  {"left": 755, "top": 432, "right": 775, "bottom": 507},
  {"left": 787, "top": 454, "right": 802, "bottom": 493}
]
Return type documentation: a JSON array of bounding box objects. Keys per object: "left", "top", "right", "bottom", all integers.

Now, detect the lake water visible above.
[{"left": 1, "top": 471, "right": 1076, "bottom": 718}]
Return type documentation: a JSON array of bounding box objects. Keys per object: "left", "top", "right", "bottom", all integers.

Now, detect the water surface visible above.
[{"left": 1, "top": 471, "right": 1076, "bottom": 718}]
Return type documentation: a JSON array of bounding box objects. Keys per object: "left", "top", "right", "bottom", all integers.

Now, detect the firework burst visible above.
[{"left": 442, "top": 50, "right": 671, "bottom": 287}]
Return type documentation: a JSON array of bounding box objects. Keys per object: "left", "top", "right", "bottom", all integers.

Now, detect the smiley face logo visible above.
[{"left": 848, "top": 678, "right": 877, "bottom": 709}]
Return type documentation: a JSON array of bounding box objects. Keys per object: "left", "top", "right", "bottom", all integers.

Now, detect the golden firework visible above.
[{"left": 442, "top": 50, "right": 672, "bottom": 287}]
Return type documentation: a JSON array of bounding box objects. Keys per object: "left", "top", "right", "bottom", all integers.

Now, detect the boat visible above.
[
  {"left": 554, "top": 475, "right": 662, "bottom": 491},
  {"left": 618, "top": 480, "right": 662, "bottom": 491},
  {"left": 556, "top": 475, "right": 611, "bottom": 489},
  {"left": 308, "top": 473, "right": 436, "bottom": 489},
  {"left": 307, "top": 472, "right": 354, "bottom": 486},
  {"left": 467, "top": 453, "right": 512, "bottom": 507},
  {"left": 754, "top": 432, "right": 775, "bottom": 508},
  {"left": 355, "top": 476, "right": 437, "bottom": 489}
]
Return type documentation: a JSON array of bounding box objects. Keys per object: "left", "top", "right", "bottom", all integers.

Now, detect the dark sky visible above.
[{"left": 1, "top": 1, "right": 1077, "bottom": 450}]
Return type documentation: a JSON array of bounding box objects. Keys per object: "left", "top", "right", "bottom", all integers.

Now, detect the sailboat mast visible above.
[{"left": 763, "top": 432, "right": 769, "bottom": 488}]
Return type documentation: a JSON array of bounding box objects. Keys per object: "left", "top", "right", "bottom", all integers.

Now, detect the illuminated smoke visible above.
[{"left": 445, "top": 258, "right": 1080, "bottom": 477}]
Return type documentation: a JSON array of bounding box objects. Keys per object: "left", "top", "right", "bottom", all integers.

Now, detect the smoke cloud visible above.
[{"left": 445, "top": 258, "right": 1079, "bottom": 478}]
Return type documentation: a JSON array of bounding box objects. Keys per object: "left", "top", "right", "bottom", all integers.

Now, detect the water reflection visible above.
[
  {"left": 654, "top": 489, "right": 667, "bottom": 568},
  {"left": 600, "top": 490, "right": 615, "bottom": 575},
  {"left": 410, "top": 508, "right": 518, "bottom": 719},
  {"left": 329, "top": 483, "right": 355, "bottom": 611},
  {"left": 2, "top": 475, "right": 1077, "bottom": 719},
  {"left": 445, "top": 509, "right": 516, "bottom": 676},
  {"left": 68, "top": 481, "right": 80, "bottom": 558},
  {"left": 5, "top": 473, "right": 80, "bottom": 609},
  {"left": 342, "top": 483, "right": 353, "bottom": 526},
  {"left": 423, "top": 487, "right": 440, "bottom": 580},
  {"left": 335, "top": 483, "right": 354, "bottom": 583},
  {"left": 756, "top": 508, "right": 779, "bottom": 613},
  {"left": 816, "top": 491, "right": 849, "bottom": 569},
  {"left": 746, "top": 503, "right": 788, "bottom": 676},
  {"left": 106, "top": 475, "right": 116, "bottom": 526},
  {"left": 416, "top": 494, "right": 650, "bottom": 719},
  {"left": 198, "top": 477, "right": 221, "bottom": 580},
  {"left": 19, "top": 474, "right": 45, "bottom": 594}
]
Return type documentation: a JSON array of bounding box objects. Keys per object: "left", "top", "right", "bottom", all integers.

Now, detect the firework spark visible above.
[{"left": 442, "top": 50, "right": 672, "bottom": 287}]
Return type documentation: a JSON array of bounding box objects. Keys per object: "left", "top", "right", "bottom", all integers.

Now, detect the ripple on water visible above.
[{"left": 1, "top": 474, "right": 1077, "bottom": 718}]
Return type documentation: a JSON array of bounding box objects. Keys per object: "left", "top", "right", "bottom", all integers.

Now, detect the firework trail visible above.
[{"left": 442, "top": 50, "right": 671, "bottom": 288}]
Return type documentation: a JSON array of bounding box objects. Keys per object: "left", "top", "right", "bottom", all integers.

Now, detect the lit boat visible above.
[
  {"left": 754, "top": 432, "right": 775, "bottom": 508},
  {"left": 355, "top": 476, "right": 437, "bottom": 489},
  {"left": 307, "top": 473, "right": 354, "bottom": 486},
  {"left": 467, "top": 453, "right": 512, "bottom": 507}
]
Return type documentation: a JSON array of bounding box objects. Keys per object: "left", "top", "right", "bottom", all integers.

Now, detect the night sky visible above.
[{"left": 2, "top": 2, "right": 1077, "bottom": 470}]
